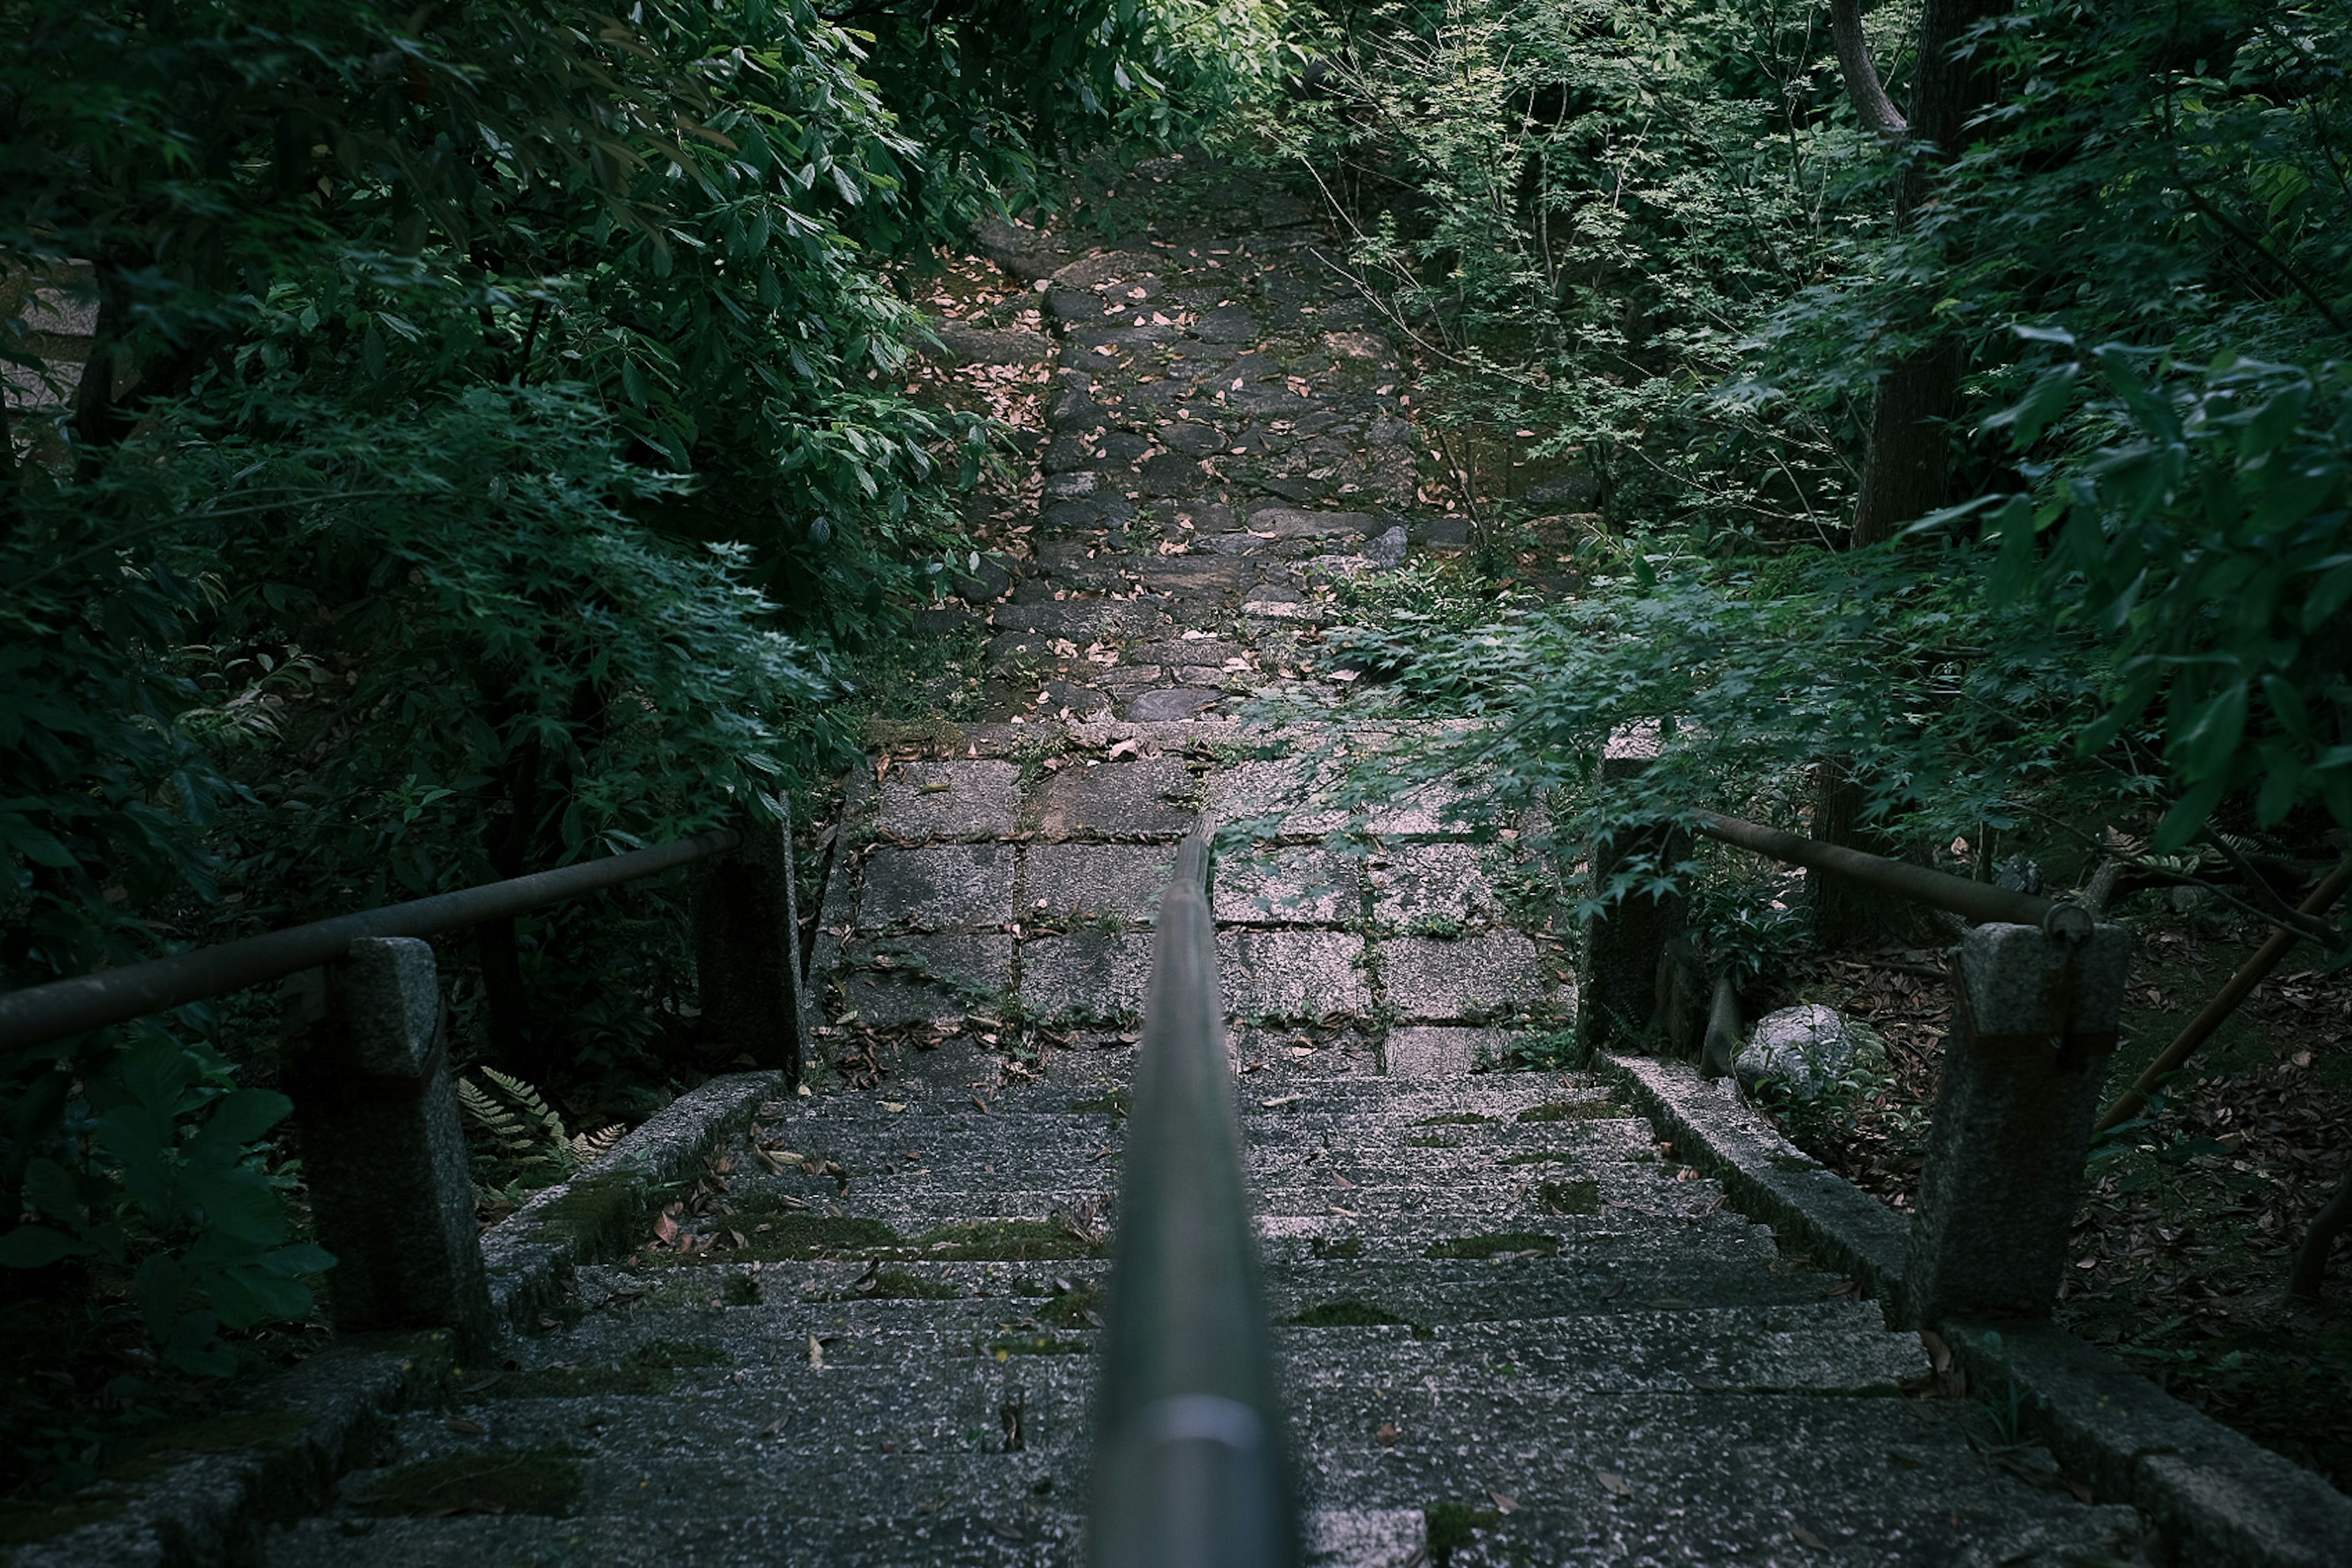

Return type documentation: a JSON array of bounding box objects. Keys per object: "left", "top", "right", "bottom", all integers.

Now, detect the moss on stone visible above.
[
  {"left": 351, "top": 1446, "right": 586, "bottom": 1517},
  {"left": 530, "top": 1169, "right": 651, "bottom": 1242},
  {"left": 1537, "top": 1178, "right": 1600, "bottom": 1215},
  {"left": 914, "top": 1219, "right": 1102, "bottom": 1261},
  {"left": 1425, "top": 1500, "right": 1499, "bottom": 1564},
  {"left": 1040, "top": 1287, "right": 1104, "bottom": 1327},
  {"left": 861, "top": 1268, "right": 963, "bottom": 1301},
  {"left": 987, "top": 1332, "right": 1091, "bottom": 1356},
  {"left": 1310, "top": 1236, "right": 1365, "bottom": 1260},
  {"left": 1515, "top": 1099, "right": 1632, "bottom": 1123},
  {"left": 1284, "top": 1299, "right": 1412, "bottom": 1328},
  {"left": 1425, "top": 1231, "right": 1559, "bottom": 1260},
  {"left": 652, "top": 1213, "right": 902, "bottom": 1263},
  {"left": 1412, "top": 1113, "right": 1491, "bottom": 1126}
]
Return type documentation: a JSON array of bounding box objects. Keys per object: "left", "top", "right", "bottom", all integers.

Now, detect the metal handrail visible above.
[
  {"left": 0, "top": 828, "right": 744, "bottom": 1052},
  {"left": 1090, "top": 826, "right": 1297, "bottom": 1568},
  {"left": 1689, "top": 809, "right": 2065, "bottom": 929}
]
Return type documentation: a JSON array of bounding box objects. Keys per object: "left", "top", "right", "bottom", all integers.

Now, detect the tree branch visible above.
[{"left": 1830, "top": 0, "right": 1907, "bottom": 138}]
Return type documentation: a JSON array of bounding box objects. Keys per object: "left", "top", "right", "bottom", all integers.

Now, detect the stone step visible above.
[
  {"left": 489, "top": 1300, "right": 1921, "bottom": 1402},
  {"left": 298, "top": 1382, "right": 2128, "bottom": 1562},
  {"left": 266, "top": 1509, "right": 1429, "bottom": 1568},
  {"left": 581, "top": 1229, "right": 1840, "bottom": 1323},
  {"left": 735, "top": 1107, "right": 1653, "bottom": 1169},
  {"left": 1281, "top": 1386, "right": 2141, "bottom": 1559}
]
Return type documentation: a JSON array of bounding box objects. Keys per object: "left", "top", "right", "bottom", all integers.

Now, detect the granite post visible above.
[
  {"left": 1901, "top": 917, "right": 2128, "bottom": 1325},
  {"left": 1581, "top": 728, "right": 1687, "bottom": 1054},
  {"left": 694, "top": 804, "right": 809, "bottom": 1080},
  {"left": 290, "top": 937, "right": 496, "bottom": 1355}
]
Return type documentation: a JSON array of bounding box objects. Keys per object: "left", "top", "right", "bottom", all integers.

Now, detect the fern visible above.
[
  {"left": 459, "top": 1069, "right": 625, "bottom": 1183},
  {"left": 458, "top": 1076, "right": 541, "bottom": 1162},
  {"left": 568, "top": 1123, "right": 625, "bottom": 1166}
]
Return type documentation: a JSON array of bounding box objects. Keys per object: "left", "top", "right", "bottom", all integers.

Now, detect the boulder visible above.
[{"left": 1734, "top": 1005, "right": 1886, "bottom": 1099}]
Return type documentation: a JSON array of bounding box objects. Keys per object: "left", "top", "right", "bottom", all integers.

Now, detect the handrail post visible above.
[
  {"left": 1582, "top": 728, "right": 1687, "bottom": 1054},
  {"left": 693, "top": 803, "right": 809, "bottom": 1080},
  {"left": 287, "top": 937, "right": 496, "bottom": 1356},
  {"left": 1899, "top": 918, "right": 2129, "bottom": 1326}
]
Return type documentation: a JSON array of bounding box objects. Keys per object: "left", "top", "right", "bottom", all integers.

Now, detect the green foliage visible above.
[
  {"left": 1292, "top": 0, "right": 2351, "bottom": 951},
  {"left": 1976, "top": 347, "right": 2352, "bottom": 852},
  {"left": 0, "top": 1031, "right": 328, "bottom": 1376},
  {"left": 0, "top": 0, "right": 1276, "bottom": 1411},
  {"left": 459, "top": 1068, "right": 623, "bottom": 1201}
]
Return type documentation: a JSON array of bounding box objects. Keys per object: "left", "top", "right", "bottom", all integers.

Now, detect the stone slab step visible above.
[
  {"left": 266, "top": 1508, "right": 1427, "bottom": 1568},
  {"left": 613, "top": 1243, "right": 1836, "bottom": 1321}
]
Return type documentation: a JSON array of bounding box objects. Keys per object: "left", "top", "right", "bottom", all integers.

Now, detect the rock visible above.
[
  {"left": 951, "top": 556, "right": 1013, "bottom": 605},
  {"left": 1522, "top": 473, "right": 1599, "bottom": 509},
  {"left": 927, "top": 322, "right": 1052, "bottom": 366},
  {"left": 1247, "top": 506, "right": 1379, "bottom": 539},
  {"left": 1123, "top": 687, "right": 1222, "bottom": 722},
  {"left": 970, "top": 216, "right": 1068, "bottom": 282},
  {"left": 1365, "top": 526, "right": 1408, "bottom": 567},
  {"left": 1734, "top": 1005, "right": 1887, "bottom": 1099}
]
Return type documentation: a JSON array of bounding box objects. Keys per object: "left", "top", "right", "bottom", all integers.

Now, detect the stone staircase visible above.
[
  {"left": 258, "top": 154, "right": 2155, "bottom": 1566},
  {"left": 265, "top": 1055, "right": 2146, "bottom": 1566}
]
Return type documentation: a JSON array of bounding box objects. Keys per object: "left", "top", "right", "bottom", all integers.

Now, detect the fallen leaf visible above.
[
  {"left": 808, "top": 1335, "right": 824, "bottom": 1368},
  {"left": 1488, "top": 1490, "right": 1517, "bottom": 1514},
  {"left": 1597, "top": 1471, "right": 1631, "bottom": 1496},
  {"left": 1261, "top": 1094, "right": 1303, "bottom": 1107},
  {"left": 445, "top": 1418, "right": 486, "bottom": 1436},
  {"left": 1375, "top": 1422, "right": 1398, "bottom": 1447},
  {"left": 883, "top": 1101, "right": 908, "bottom": 1113},
  {"left": 652, "top": 1212, "right": 680, "bottom": 1245},
  {"left": 1791, "top": 1524, "right": 1827, "bottom": 1550}
]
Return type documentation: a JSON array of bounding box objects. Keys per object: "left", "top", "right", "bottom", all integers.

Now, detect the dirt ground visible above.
[{"left": 1753, "top": 891, "right": 2352, "bottom": 1492}]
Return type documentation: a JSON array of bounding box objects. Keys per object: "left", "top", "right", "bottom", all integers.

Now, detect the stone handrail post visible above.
[
  {"left": 1581, "top": 728, "right": 1687, "bottom": 1055},
  {"left": 693, "top": 801, "right": 812, "bottom": 1079},
  {"left": 288, "top": 937, "right": 496, "bottom": 1357},
  {"left": 1899, "top": 918, "right": 2128, "bottom": 1325}
]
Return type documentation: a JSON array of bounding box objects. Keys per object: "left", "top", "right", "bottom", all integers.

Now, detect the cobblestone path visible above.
[{"left": 267, "top": 158, "right": 2153, "bottom": 1566}]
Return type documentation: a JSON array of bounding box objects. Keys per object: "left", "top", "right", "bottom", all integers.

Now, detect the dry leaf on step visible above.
[{"left": 1596, "top": 1471, "right": 1631, "bottom": 1496}]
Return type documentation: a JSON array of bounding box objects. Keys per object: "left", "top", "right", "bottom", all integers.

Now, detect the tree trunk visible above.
[{"left": 1836, "top": 0, "right": 2001, "bottom": 545}]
